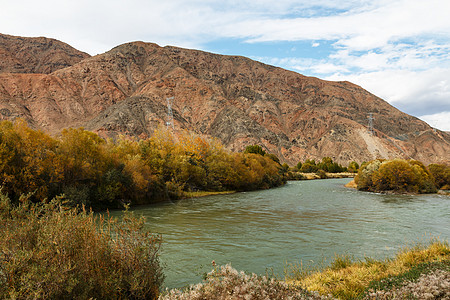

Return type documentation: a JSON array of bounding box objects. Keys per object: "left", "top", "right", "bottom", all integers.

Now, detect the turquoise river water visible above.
[{"left": 109, "top": 178, "right": 450, "bottom": 288}]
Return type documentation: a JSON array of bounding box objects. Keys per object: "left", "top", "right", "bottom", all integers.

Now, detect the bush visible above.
[
  {"left": 348, "top": 161, "right": 359, "bottom": 173},
  {"left": 0, "top": 191, "right": 164, "bottom": 299},
  {"left": 244, "top": 144, "right": 266, "bottom": 156},
  {"left": 265, "top": 153, "right": 280, "bottom": 164},
  {"left": 428, "top": 163, "right": 450, "bottom": 189},
  {"left": 316, "top": 169, "right": 328, "bottom": 179},
  {"left": 298, "top": 158, "right": 346, "bottom": 173},
  {"left": 356, "top": 159, "right": 437, "bottom": 193},
  {"left": 300, "top": 162, "right": 318, "bottom": 173},
  {"left": 355, "top": 160, "right": 383, "bottom": 191},
  {"left": 161, "top": 264, "right": 330, "bottom": 300}
]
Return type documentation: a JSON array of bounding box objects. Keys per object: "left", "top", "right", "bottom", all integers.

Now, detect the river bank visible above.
[
  {"left": 344, "top": 179, "right": 450, "bottom": 195},
  {"left": 288, "top": 172, "right": 356, "bottom": 180},
  {"left": 160, "top": 240, "right": 450, "bottom": 299},
  {"left": 183, "top": 172, "right": 356, "bottom": 199},
  {"left": 114, "top": 178, "right": 449, "bottom": 289},
  {"left": 285, "top": 240, "right": 450, "bottom": 299},
  {"left": 182, "top": 190, "right": 236, "bottom": 198}
]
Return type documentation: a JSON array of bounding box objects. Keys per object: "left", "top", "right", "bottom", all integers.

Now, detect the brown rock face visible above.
[
  {"left": 0, "top": 33, "right": 90, "bottom": 74},
  {"left": 0, "top": 35, "right": 449, "bottom": 165}
]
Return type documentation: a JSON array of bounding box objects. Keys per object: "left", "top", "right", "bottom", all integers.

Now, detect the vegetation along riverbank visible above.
[
  {"left": 346, "top": 158, "right": 450, "bottom": 194},
  {"left": 0, "top": 119, "right": 284, "bottom": 210},
  {"left": 1, "top": 118, "right": 449, "bottom": 299},
  {"left": 285, "top": 157, "right": 358, "bottom": 180},
  {"left": 161, "top": 239, "right": 449, "bottom": 299},
  {"left": 2, "top": 192, "right": 448, "bottom": 299}
]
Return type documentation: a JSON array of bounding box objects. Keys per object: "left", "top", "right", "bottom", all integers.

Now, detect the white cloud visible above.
[
  {"left": 325, "top": 68, "right": 450, "bottom": 115},
  {"left": 1, "top": 0, "right": 449, "bottom": 130},
  {"left": 228, "top": 0, "right": 450, "bottom": 50},
  {"left": 419, "top": 112, "right": 450, "bottom": 131}
]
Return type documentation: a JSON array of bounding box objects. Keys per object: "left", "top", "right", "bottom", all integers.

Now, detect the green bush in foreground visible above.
[{"left": 0, "top": 191, "right": 164, "bottom": 299}]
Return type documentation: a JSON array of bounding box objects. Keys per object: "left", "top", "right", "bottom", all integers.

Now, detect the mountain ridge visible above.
[
  {"left": 0, "top": 33, "right": 90, "bottom": 74},
  {"left": 0, "top": 34, "right": 449, "bottom": 165}
]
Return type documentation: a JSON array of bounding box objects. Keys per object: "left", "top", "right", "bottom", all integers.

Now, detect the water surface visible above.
[{"left": 109, "top": 178, "right": 450, "bottom": 288}]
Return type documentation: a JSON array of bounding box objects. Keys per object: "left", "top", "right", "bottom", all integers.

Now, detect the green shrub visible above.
[
  {"left": 300, "top": 162, "right": 319, "bottom": 173},
  {"left": 265, "top": 153, "right": 280, "bottom": 164},
  {"left": 316, "top": 169, "right": 328, "bottom": 179},
  {"left": 299, "top": 157, "right": 347, "bottom": 174},
  {"left": 348, "top": 161, "right": 359, "bottom": 173},
  {"left": 244, "top": 144, "right": 266, "bottom": 156},
  {"left": 0, "top": 191, "right": 164, "bottom": 299}
]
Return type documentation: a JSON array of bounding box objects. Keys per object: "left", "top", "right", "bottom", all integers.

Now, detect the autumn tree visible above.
[
  {"left": 428, "top": 163, "right": 450, "bottom": 189},
  {"left": 356, "top": 159, "right": 437, "bottom": 193},
  {"left": 348, "top": 161, "right": 359, "bottom": 173}
]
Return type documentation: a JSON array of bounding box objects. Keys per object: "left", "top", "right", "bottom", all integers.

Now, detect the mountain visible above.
[
  {"left": 0, "top": 33, "right": 90, "bottom": 74},
  {"left": 0, "top": 34, "right": 449, "bottom": 165}
]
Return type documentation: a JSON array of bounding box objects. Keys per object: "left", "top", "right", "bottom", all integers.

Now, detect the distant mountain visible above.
[
  {"left": 0, "top": 34, "right": 449, "bottom": 165},
  {"left": 0, "top": 33, "right": 90, "bottom": 74}
]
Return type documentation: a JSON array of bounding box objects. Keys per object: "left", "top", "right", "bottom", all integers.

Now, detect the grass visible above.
[
  {"left": 362, "top": 259, "right": 450, "bottom": 297},
  {"left": 161, "top": 242, "right": 449, "bottom": 300},
  {"left": 286, "top": 239, "right": 450, "bottom": 299}
]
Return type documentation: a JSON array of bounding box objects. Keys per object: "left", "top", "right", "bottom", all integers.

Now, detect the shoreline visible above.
[
  {"left": 344, "top": 179, "right": 450, "bottom": 196},
  {"left": 289, "top": 172, "right": 356, "bottom": 180},
  {"left": 182, "top": 190, "right": 236, "bottom": 199}
]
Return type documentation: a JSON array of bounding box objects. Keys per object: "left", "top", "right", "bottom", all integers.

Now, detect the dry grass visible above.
[
  {"left": 160, "top": 264, "right": 333, "bottom": 300},
  {"left": 287, "top": 240, "right": 450, "bottom": 299},
  {"left": 293, "top": 173, "right": 355, "bottom": 180},
  {"left": 0, "top": 191, "right": 164, "bottom": 299},
  {"left": 183, "top": 190, "right": 235, "bottom": 198},
  {"left": 344, "top": 179, "right": 357, "bottom": 189}
]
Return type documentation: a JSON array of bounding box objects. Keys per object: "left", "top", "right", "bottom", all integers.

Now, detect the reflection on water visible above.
[
  {"left": 108, "top": 178, "right": 450, "bottom": 288},
  {"left": 380, "top": 195, "right": 424, "bottom": 205}
]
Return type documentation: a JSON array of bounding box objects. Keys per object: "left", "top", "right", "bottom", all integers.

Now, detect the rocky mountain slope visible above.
[
  {"left": 0, "top": 33, "right": 90, "bottom": 74},
  {"left": 0, "top": 34, "right": 449, "bottom": 165}
]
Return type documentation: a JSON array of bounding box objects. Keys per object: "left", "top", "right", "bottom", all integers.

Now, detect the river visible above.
[{"left": 109, "top": 178, "right": 450, "bottom": 288}]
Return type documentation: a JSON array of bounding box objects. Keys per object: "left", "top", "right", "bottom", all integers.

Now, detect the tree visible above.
[
  {"left": 355, "top": 160, "right": 383, "bottom": 191},
  {"left": 244, "top": 145, "right": 266, "bottom": 156},
  {"left": 428, "top": 163, "right": 450, "bottom": 189},
  {"left": 372, "top": 159, "right": 415, "bottom": 192},
  {"left": 265, "top": 153, "right": 280, "bottom": 164},
  {"left": 280, "top": 163, "right": 290, "bottom": 175},
  {"left": 356, "top": 159, "right": 437, "bottom": 193},
  {"left": 348, "top": 161, "right": 359, "bottom": 173},
  {"left": 300, "top": 162, "right": 318, "bottom": 173}
]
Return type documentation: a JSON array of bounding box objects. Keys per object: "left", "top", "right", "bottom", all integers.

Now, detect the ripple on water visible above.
[{"left": 108, "top": 178, "right": 450, "bottom": 288}]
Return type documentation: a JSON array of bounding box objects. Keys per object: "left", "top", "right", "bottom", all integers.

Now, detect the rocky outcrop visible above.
[
  {"left": 0, "top": 33, "right": 90, "bottom": 74},
  {"left": 0, "top": 34, "right": 449, "bottom": 165}
]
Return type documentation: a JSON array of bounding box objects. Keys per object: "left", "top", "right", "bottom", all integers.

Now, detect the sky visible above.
[{"left": 1, "top": 0, "right": 450, "bottom": 130}]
